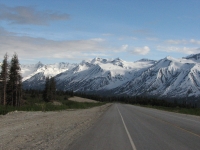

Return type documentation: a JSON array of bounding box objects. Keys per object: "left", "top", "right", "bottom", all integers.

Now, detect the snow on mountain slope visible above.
[
  {"left": 21, "top": 53, "right": 200, "bottom": 100},
  {"left": 22, "top": 62, "right": 77, "bottom": 89},
  {"left": 22, "top": 57, "right": 155, "bottom": 91},
  {"left": 21, "top": 62, "right": 44, "bottom": 80},
  {"left": 112, "top": 55, "right": 200, "bottom": 99},
  {"left": 183, "top": 53, "right": 200, "bottom": 63},
  {"left": 55, "top": 58, "right": 156, "bottom": 91}
]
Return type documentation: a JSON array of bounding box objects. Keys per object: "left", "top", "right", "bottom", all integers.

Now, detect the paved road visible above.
[{"left": 69, "top": 103, "right": 200, "bottom": 150}]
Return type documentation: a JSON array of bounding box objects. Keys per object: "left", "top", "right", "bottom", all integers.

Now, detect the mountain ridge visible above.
[{"left": 21, "top": 53, "right": 200, "bottom": 101}]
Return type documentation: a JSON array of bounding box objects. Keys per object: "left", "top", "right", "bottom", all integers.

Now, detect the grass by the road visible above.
[
  {"left": 0, "top": 101, "right": 105, "bottom": 115},
  {"left": 0, "top": 94, "right": 105, "bottom": 115},
  {"left": 141, "top": 105, "right": 200, "bottom": 116}
]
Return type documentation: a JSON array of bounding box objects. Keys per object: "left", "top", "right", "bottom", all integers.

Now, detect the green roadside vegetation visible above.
[
  {"left": 138, "top": 105, "right": 200, "bottom": 116},
  {"left": 1, "top": 53, "right": 199, "bottom": 116},
  {"left": 73, "top": 92, "right": 200, "bottom": 116},
  {"left": 0, "top": 92, "right": 105, "bottom": 115}
]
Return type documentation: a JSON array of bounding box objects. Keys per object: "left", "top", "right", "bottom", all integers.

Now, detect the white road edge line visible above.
[{"left": 117, "top": 105, "right": 137, "bottom": 150}]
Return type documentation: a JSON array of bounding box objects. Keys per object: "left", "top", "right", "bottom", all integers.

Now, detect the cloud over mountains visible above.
[{"left": 0, "top": 4, "right": 70, "bottom": 25}]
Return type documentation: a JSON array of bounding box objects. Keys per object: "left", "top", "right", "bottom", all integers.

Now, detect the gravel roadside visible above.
[{"left": 0, "top": 103, "right": 111, "bottom": 150}]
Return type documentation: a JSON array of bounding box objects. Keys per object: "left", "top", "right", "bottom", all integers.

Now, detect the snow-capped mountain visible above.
[
  {"left": 21, "top": 61, "right": 44, "bottom": 81},
  {"left": 21, "top": 53, "right": 200, "bottom": 100},
  {"left": 112, "top": 55, "right": 200, "bottom": 100},
  {"left": 22, "top": 58, "right": 155, "bottom": 90},
  {"left": 55, "top": 58, "right": 156, "bottom": 92},
  {"left": 183, "top": 53, "right": 200, "bottom": 63},
  {"left": 22, "top": 62, "right": 77, "bottom": 89}
]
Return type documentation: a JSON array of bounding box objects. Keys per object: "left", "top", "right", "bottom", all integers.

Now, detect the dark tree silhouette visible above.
[
  {"left": 43, "top": 77, "right": 56, "bottom": 102},
  {"left": 0, "top": 53, "right": 9, "bottom": 105},
  {"left": 7, "top": 53, "right": 22, "bottom": 106}
]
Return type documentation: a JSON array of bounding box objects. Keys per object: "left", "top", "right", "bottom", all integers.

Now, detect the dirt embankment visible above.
[
  {"left": 68, "top": 96, "right": 99, "bottom": 103},
  {"left": 0, "top": 103, "right": 111, "bottom": 150}
]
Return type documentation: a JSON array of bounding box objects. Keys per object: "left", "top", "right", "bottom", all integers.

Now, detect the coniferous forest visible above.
[
  {"left": 0, "top": 53, "right": 22, "bottom": 106},
  {"left": 0, "top": 53, "right": 104, "bottom": 115},
  {"left": 1, "top": 53, "right": 200, "bottom": 116}
]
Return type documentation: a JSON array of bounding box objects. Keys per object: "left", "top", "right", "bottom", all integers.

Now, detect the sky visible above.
[{"left": 0, "top": 0, "right": 200, "bottom": 64}]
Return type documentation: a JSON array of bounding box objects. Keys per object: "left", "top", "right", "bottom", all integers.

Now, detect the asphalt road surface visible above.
[{"left": 69, "top": 103, "right": 200, "bottom": 150}]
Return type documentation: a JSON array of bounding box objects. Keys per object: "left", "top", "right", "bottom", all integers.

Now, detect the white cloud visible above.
[
  {"left": 190, "top": 39, "right": 200, "bottom": 45},
  {"left": 146, "top": 37, "right": 159, "bottom": 41},
  {"left": 118, "top": 36, "right": 138, "bottom": 41},
  {"left": 0, "top": 4, "right": 70, "bottom": 25},
  {"left": 131, "top": 37, "right": 138, "bottom": 40},
  {"left": 132, "top": 29, "right": 151, "bottom": 36},
  {"left": 157, "top": 46, "right": 200, "bottom": 54},
  {"left": 165, "top": 39, "right": 200, "bottom": 45},
  {"left": 159, "top": 39, "right": 200, "bottom": 55},
  {"left": 130, "top": 46, "right": 150, "bottom": 55},
  {"left": 0, "top": 28, "right": 109, "bottom": 61},
  {"left": 0, "top": 28, "right": 135, "bottom": 62},
  {"left": 102, "top": 33, "right": 113, "bottom": 36},
  {"left": 121, "top": 45, "right": 128, "bottom": 51},
  {"left": 112, "top": 44, "right": 129, "bottom": 53},
  {"left": 165, "top": 39, "right": 187, "bottom": 45}
]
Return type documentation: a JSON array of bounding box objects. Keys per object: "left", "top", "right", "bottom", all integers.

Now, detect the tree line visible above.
[
  {"left": 0, "top": 53, "right": 57, "bottom": 106},
  {"left": 43, "top": 76, "right": 56, "bottom": 102},
  {"left": 0, "top": 53, "right": 22, "bottom": 106},
  {"left": 1, "top": 52, "right": 196, "bottom": 109},
  {"left": 74, "top": 92, "right": 198, "bottom": 108}
]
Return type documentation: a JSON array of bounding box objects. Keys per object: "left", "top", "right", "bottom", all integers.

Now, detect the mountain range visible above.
[{"left": 21, "top": 53, "right": 200, "bottom": 101}]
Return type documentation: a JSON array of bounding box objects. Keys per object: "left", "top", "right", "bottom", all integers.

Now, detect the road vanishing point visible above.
[{"left": 69, "top": 103, "right": 200, "bottom": 150}]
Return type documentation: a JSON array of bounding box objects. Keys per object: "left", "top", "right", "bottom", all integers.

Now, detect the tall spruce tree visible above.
[
  {"left": 0, "top": 53, "right": 9, "bottom": 105},
  {"left": 43, "top": 77, "right": 56, "bottom": 102},
  {"left": 50, "top": 77, "right": 56, "bottom": 101},
  {"left": 7, "top": 53, "right": 22, "bottom": 106},
  {"left": 43, "top": 77, "right": 50, "bottom": 102}
]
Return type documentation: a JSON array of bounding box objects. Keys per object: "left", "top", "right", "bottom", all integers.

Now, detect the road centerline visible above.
[{"left": 117, "top": 105, "right": 137, "bottom": 150}]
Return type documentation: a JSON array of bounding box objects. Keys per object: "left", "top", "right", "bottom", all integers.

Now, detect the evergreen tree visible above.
[
  {"left": 50, "top": 77, "right": 56, "bottom": 101},
  {"left": 0, "top": 53, "right": 9, "bottom": 105},
  {"left": 43, "top": 77, "right": 50, "bottom": 102},
  {"left": 43, "top": 77, "right": 56, "bottom": 102},
  {"left": 7, "top": 53, "right": 22, "bottom": 106}
]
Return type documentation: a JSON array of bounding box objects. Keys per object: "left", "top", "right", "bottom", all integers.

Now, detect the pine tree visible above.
[
  {"left": 50, "top": 77, "right": 56, "bottom": 101},
  {"left": 43, "top": 77, "right": 56, "bottom": 102},
  {"left": 43, "top": 77, "right": 50, "bottom": 102},
  {"left": 0, "top": 53, "right": 9, "bottom": 105},
  {"left": 7, "top": 53, "right": 22, "bottom": 106}
]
